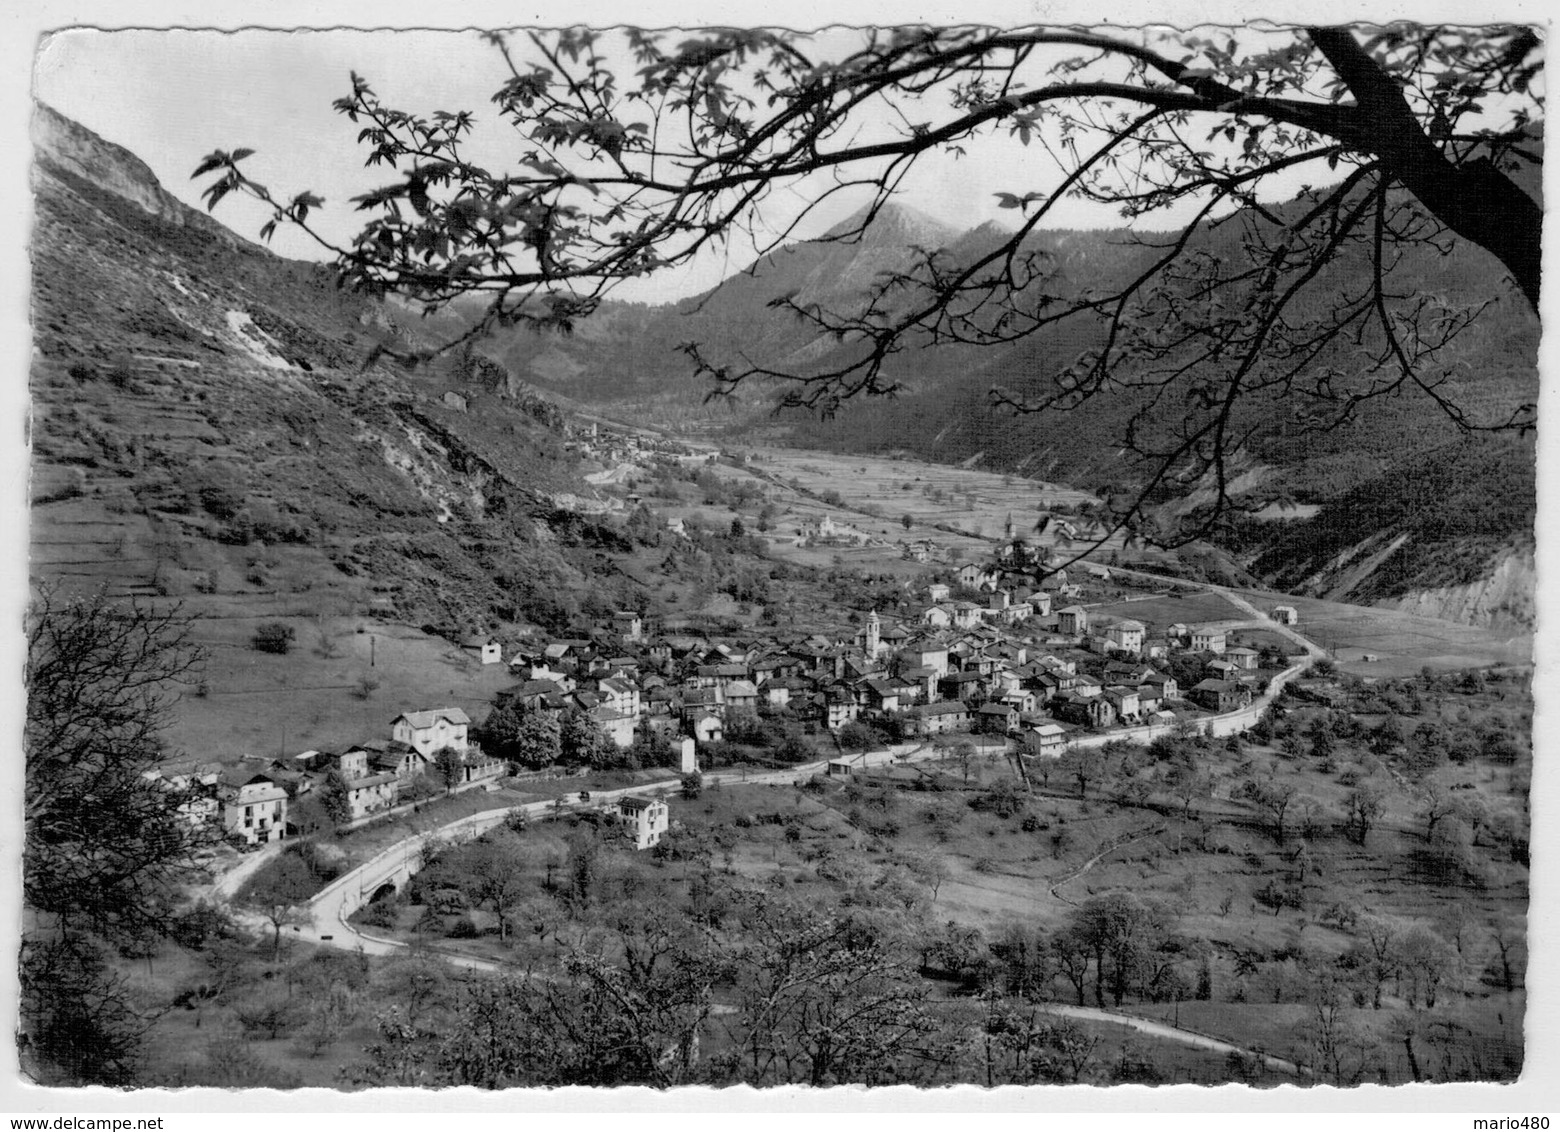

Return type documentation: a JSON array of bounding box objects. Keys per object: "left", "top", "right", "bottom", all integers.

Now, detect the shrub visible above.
[
  {"left": 1317, "top": 903, "right": 1358, "bottom": 932},
  {"left": 293, "top": 839, "right": 347, "bottom": 882},
  {"left": 970, "top": 779, "right": 1026, "bottom": 819},
  {"left": 427, "top": 887, "right": 469, "bottom": 914},
  {"left": 105, "top": 355, "right": 137, "bottom": 390},
  {"left": 234, "top": 992, "right": 298, "bottom": 1040},
  {"left": 196, "top": 464, "right": 247, "bottom": 520},
  {"left": 252, "top": 621, "right": 295, "bottom": 654},
  {"left": 360, "top": 898, "right": 398, "bottom": 929}
]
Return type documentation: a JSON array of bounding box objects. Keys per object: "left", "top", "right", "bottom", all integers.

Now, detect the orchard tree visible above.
[
  {"left": 1168, "top": 764, "right": 1211, "bottom": 820},
  {"left": 196, "top": 23, "right": 1540, "bottom": 541},
  {"left": 434, "top": 744, "right": 466, "bottom": 793},
  {"left": 838, "top": 720, "right": 877, "bottom": 758},
  {"left": 242, "top": 850, "right": 317, "bottom": 958},
  {"left": 681, "top": 769, "right": 704, "bottom": 799},
  {"left": 720, "top": 890, "right": 945, "bottom": 1086},
  {"left": 1343, "top": 782, "right": 1386, "bottom": 845},
  {"left": 1236, "top": 773, "right": 1299, "bottom": 842},
  {"left": 318, "top": 768, "right": 354, "bottom": 824},
  {"left": 463, "top": 831, "right": 531, "bottom": 942},
  {"left": 1071, "top": 891, "right": 1176, "bottom": 1007},
  {"left": 1302, "top": 967, "right": 1370, "bottom": 1087}
]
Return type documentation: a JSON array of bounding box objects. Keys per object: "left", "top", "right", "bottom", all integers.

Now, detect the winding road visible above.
[
  {"left": 225, "top": 653, "right": 1314, "bottom": 964},
  {"left": 205, "top": 634, "right": 1321, "bottom": 1069},
  {"left": 1101, "top": 565, "right": 1328, "bottom": 661},
  {"left": 1040, "top": 1004, "right": 1308, "bottom": 1078}
]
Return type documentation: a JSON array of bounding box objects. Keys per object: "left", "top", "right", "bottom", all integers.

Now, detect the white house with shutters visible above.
[
  {"left": 391, "top": 708, "right": 472, "bottom": 756},
  {"left": 615, "top": 795, "right": 670, "bottom": 850},
  {"left": 1103, "top": 619, "right": 1146, "bottom": 654}
]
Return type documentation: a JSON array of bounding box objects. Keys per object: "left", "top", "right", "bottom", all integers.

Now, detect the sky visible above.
[
  {"left": 31, "top": 24, "right": 1147, "bottom": 301},
  {"left": 22, "top": 16, "right": 1490, "bottom": 305},
  {"left": 26, "top": 13, "right": 1550, "bottom": 306}
]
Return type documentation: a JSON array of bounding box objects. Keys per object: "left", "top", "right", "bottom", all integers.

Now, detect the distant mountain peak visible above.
[{"left": 820, "top": 201, "right": 962, "bottom": 249}]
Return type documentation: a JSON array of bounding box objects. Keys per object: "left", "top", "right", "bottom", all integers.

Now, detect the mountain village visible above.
[
  {"left": 152, "top": 514, "right": 1315, "bottom": 856},
  {"left": 23, "top": 60, "right": 1536, "bottom": 1091}
]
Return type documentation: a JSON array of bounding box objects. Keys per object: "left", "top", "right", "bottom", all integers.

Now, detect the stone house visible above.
[
  {"left": 1056, "top": 606, "right": 1089, "bottom": 635},
  {"left": 725, "top": 680, "right": 760, "bottom": 713},
  {"left": 818, "top": 688, "right": 860, "bottom": 730},
  {"left": 1053, "top": 693, "right": 1115, "bottom": 729},
  {"left": 950, "top": 601, "right": 984, "bottom": 630},
  {"left": 1190, "top": 679, "right": 1250, "bottom": 713},
  {"left": 598, "top": 677, "right": 642, "bottom": 719},
  {"left": 861, "top": 678, "right": 901, "bottom": 715},
  {"left": 908, "top": 701, "right": 971, "bottom": 736},
  {"left": 588, "top": 705, "right": 637, "bottom": 749},
  {"left": 219, "top": 768, "right": 288, "bottom": 846},
  {"left": 341, "top": 771, "right": 400, "bottom": 820},
  {"left": 689, "top": 711, "right": 723, "bottom": 743},
  {"left": 461, "top": 636, "right": 503, "bottom": 665},
  {"left": 359, "top": 740, "right": 431, "bottom": 783},
  {"left": 921, "top": 605, "right": 953, "bottom": 629},
  {"left": 1022, "top": 722, "right": 1069, "bottom": 759},
  {"left": 1189, "top": 627, "right": 1227, "bottom": 654},
  {"left": 976, "top": 702, "right": 1019, "bottom": 734},
  {"left": 1103, "top": 686, "right": 1142, "bottom": 723}
]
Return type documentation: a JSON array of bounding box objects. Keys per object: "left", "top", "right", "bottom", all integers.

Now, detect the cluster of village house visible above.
[
  {"left": 144, "top": 708, "right": 507, "bottom": 849},
  {"left": 478, "top": 573, "right": 1296, "bottom": 773},
  {"left": 148, "top": 546, "right": 1300, "bottom": 854},
  {"left": 148, "top": 699, "right": 672, "bottom": 853}
]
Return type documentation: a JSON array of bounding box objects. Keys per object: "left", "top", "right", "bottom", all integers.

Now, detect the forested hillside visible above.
[{"left": 466, "top": 194, "right": 1537, "bottom": 615}]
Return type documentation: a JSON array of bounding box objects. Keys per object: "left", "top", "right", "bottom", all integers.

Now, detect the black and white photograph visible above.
[{"left": 10, "top": 0, "right": 1552, "bottom": 1108}]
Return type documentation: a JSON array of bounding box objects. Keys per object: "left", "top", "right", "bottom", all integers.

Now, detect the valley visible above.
[{"left": 21, "top": 97, "right": 1535, "bottom": 1094}]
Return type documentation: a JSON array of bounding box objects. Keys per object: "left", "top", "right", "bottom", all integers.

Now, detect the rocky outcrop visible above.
[
  {"left": 32, "top": 101, "right": 248, "bottom": 249},
  {"left": 1375, "top": 547, "right": 1535, "bottom": 631}
]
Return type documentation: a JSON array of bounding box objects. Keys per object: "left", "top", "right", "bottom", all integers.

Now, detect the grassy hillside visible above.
[{"left": 29, "top": 107, "right": 656, "bottom": 646}]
